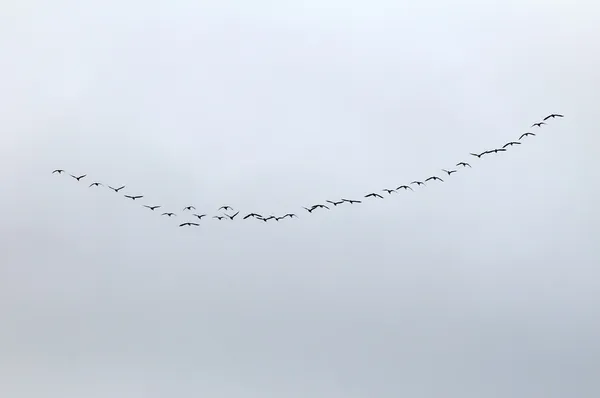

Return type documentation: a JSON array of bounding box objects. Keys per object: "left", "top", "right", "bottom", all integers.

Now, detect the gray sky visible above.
[{"left": 1, "top": 1, "right": 599, "bottom": 397}]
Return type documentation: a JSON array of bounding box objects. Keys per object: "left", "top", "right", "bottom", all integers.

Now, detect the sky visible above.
[{"left": 1, "top": 0, "right": 599, "bottom": 397}]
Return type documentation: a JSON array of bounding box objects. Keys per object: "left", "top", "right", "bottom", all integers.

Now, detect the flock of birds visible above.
[{"left": 53, "top": 114, "right": 563, "bottom": 227}]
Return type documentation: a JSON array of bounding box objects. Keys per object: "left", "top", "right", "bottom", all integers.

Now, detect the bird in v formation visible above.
[{"left": 53, "top": 114, "right": 561, "bottom": 227}]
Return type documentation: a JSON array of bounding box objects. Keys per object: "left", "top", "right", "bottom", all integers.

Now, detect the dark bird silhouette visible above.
[
  {"left": 89, "top": 182, "right": 103, "bottom": 187},
  {"left": 70, "top": 174, "right": 86, "bottom": 181},
  {"left": 442, "top": 169, "right": 457, "bottom": 176},
  {"left": 108, "top": 185, "right": 125, "bottom": 192},
  {"left": 312, "top": 204, "right": 330, "bottom": 210},
  {"left": 225, "top": 211, "right": 240, "bottom": 220},
  {"left": 487, "top": 148, "right": 507, "bottom": 154},
  {"left": 218, "top": 206, "right": 233, "bottom": 211},
  {"left": 543, "top": 113, "right": 564, "bottom": 120},
  {"left": 162, "top": 212, "right": 176, "bottom": 217},
  {"left": 302, "top": 206, "right": 316, "bottom": 213},
  {"left": 519, "top": 132, "right": 536, "bottom": 140},
  {"left": 284, "top": 213, "right": 297, "bottom": 219},
  {"left": 192, "top": 213, "right": 207, "bottom": 220},
  {"left": 470, "top": 152, "right": 486, "bottom": 158},
  {"left": 262, "top": 215, "right": 276, "bottom": 222},
  {"left": 52, "top": 169, "right": 64, "bottom": 174},
  {"left": 183, "top": 206, "right": 196, "bottom": 211},
  {"left": 124, "top": 195, "right": 143, "bottom": 200},
  {"left": 425, "top": 176, "right": 444, "bottom": 182},
  {"left": 243, "top": 213, "right": 262, "bottom": 219},
  {"left": 326, "top": 200, "right": 345, "bottom": 206},
  {"left": 275, "top": 216, "right": 286, "bottom": 221},
  {"left": 411, "top": 181, "right": 425, "bottom": 186},
  {"left": 179, "top": 222, "right": 200, "bottom": 227},
  {"left": 144, "top": 205, "right": 161, "bottom": 211},
  {"left": 213, "top": 216, "right": 226, "bottom": 220},
  {"left": 365, "top": 193, "right": 384, "bottom": 199},
  {"left": 382, "top": 188, "right": 397, "bottom": 194},
  {"left": 396, "top": 185, "right": 414, "bottom": 191},
  {"left": 502, "top": 141, "right": 521, "bottom": 148},
  {"left": 531, "top": 122, "right": 546, "bottom": 128},
  {"left": 456, "top": 162, "right": 471, "bottom": 168},
  {"left": 341, "top": 198, "right": 362, "bottom": 204}
]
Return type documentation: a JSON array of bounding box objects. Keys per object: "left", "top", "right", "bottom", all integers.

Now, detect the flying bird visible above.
[
  {"left": 70, "top": 174, "right": 87, "bottom": 181},
  {"left": 425, "top": 176, "right": 444, "bottom": 182},
  {"left": 108, "top": 185, "right": 125, "bottom": 192},
  {"left": 183, "top": 206, "right": 196, "bottom": 211},
  {"left": 365, "top": 193, "right": 384, "bottom": 199},
  {"left": 89, "top": 182, "right": 103, "bottom": 187},
  {"left": 213, "top": 216, "right": 226, "bottom": 220},
  {"left": 411, "top": 181, "right": 425, "bottom": 186},
  {"left": 531, "top": 122, "right": 546, "bottom": 128},
  {"left": 144, "top": 205, "right": 161, "bottom": 211},
  {"left": 543, "top": 113, "right": 564, "bottom": 120},
  {"left": 284, "top": 213, "right": 297, "bottom": 219},
  {"left": 225, "top": 211, "right": 240, "bottom": 220},
  {"left": 470, "top": 152, "right": 486, "bottom": 158},
  {"left": 456, "top": 162, "right": 471, "bottom": 168},
  {"left": 503, "top": 141, "right": 521, "bottom": 148},
  {"left": 326, "top": 200, "right": 345, "bottom": 206},
  {"left": 382, "top": 188, "right": 397, "bottom": 194},
  {"left": 442, "top": 169, "right": 457, "bottom": 176},
  {"left": 396, "top": 185, "right": 413, "bottom": 191},
  {"left": 312, "top": 204, "right": 330, "bottom": 210},
  {"left": 162, "top": 212, "right": 176, "bottom": 217},
  {"left": 179, "top": 222, "right": 200, "bottom": 227},
  {"left": 192, "top": 213, "right": 207, "bottom": 220},
  {"left": 218, "top": 206, "right": 233, "bottom": 211},
  {"left": 262, "top": 215, "right": 276, "bottom": 222},
  {"left": 341, "top": 198, "right": 362, "bottom": 204},
  {"left": 124, "top": 195, "right": 143, "bottom": 200},
  {"left": 487, "top": 148, "right": 507, "bottom": 154},
  {"left": 243, "top": 213, "right": 262, "bottom": 219},
  {"left": 52, "top": 169, "right": 64, "bottom": 174},
  {"left": 519, "top": 132, "right": 536, "bottom": 140},
  {"left": 302, "top": 206, "right": 316, "bottom": 213}
]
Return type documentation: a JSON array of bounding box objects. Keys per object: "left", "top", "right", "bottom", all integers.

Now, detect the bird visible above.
[
  {"left": 213, "top": 216, "right": 226, "bottom": 220},
  {"left": 218, "top": 205, "right": 233, "bottom": 211},
  {"left": 365, "top": 192, "right": 384, "bottom": 199},
  {"left": 144, "top": 205, "right": 161, "bottom": 211},
  {"left": 396, "top": 185, "right": 413, "bottom": 191},
  {"left": 162, "top": 212, "right": 176, "bottom": 217},
  {"left": 519, "top": 132, "right": 536, "bottom": 140},
  {"left": 108, "top": 185, "right": 125, "bottom": 192},
  {"left": 262, "top": 215, "right": 276, "bottom": 222},
  {"left": 52, "top": 169, "right": 64, "bottom": 174},
  {"left": 124, "top": 195, "right": 143, "bottom": 200},
  {"left": 183, "top": 206, "right": 196, "bottom": 211},
  {"left": 411, "top": 181, "right": 425, "bottom": 186},
  {"left": 283, "top": 213, "right": 297, "bottom": 219},
  {"left": 243, "top": 213, "right": 262, "bottom": 219},
  {"left": 502, "top": 141, "right": 521, "bottom": 148},
  {"left": 341, "top": 198, "right": 362, "bottom": 204},
  {"left": 70, "top": 174, "right": 86, "bottom": 181},
  {"left": 302, "top": 206, "right": 316, "bottom": 213},
  {"left": 225, "top": 211, "right": 240, "bottom": 220},
  {"left": 425, "top": 176, "right": 444, "bottom": 182},
  {"left": 179, "top": 222, "right": 199, "bottom": 227},
  {"left": 326, "top": 200, "right": 345, "bottom": 206},
  {"left": 382, "top": 188, "right": 397, "bottom": 194},
  {"left": 192, "top": 213, "right": 207, "bottom": 220},
  {"left": 312, "top": 204, "right": 330, "bottom": 210},
  {"left": 487, "top": 148, "right": 507, "bottom": 154},
  {"left": 275, "top": 216, "right": 286, "bottom": 221},
  {"left": 442, "top": 169, "right": 457, "bottom": 176},
  {"left": 543, "top": 113, "right": 564, "bottom": 120},
  {"left": 470, "top": 152, "right": 486, "bottom": 158},
  {"left": 456, "top": 162, "right": 471, "bottom": 168},
  {"left": 89, "top": 182, "right": 103, "bottom": 187},
  {"left": 531, "top": 122, "right": 546, "bottom": 128}
]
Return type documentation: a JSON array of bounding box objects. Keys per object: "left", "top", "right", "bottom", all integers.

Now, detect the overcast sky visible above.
[{"left": 1, "top": 1, "right": 599, "bottom": 397}]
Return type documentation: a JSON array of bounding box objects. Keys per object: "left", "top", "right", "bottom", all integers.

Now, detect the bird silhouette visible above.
[
  {"left": 225, "top": 211, "right": 240, "bottom": 220},
  {"left": 425, "top": 176, "right": 444, "bottom": 182},
  {"left": 179, "top": 222, "right": 200, "bottom": 227},
  {"left": 144, "top": 205, "right": 161, "bottom": 211},
  {"left": 411, "top": 181, "right": 425, "bottom": 186},
  {"left": 183, "top": 206, "right": 196, "bottom": 211},
  {"left": 396, "top": 185, "right": 414, "bottom": 191},
  {"left": 365, "top": 193, "right": 384, "bottom": 199},
  {"left": 275, "top": 216, "right": 286, "bottom": 221},
  {"left": 487, "top": 148, "right": 507, "bottom": 154},
  {"left": 213, "top": 216, "right": 226, "bottom": 220},
  {"left": 326, "top": 200, "right": 345, "bottom": 206},
  {"left": 442, "top": 169, "right": 457, "bottom": 176},
  {"left": 218, "top": 206, "right": 233, "bottom": 211},
  {"left": 470, "top": 152, "right": 486, "bottom": 158},
  {"left": 312, "top": 204, "right": 330, "bottom": 210},
  {"left": 519, "top": 132, "right": 536, "bottom": 140},
  {"left": 543, "top": 113, "right": 564, "bottom": 120},
  {"left": 341, "top": 198, "right": 362, "bottom": 204},
  {"left": 192, "top": 213, "right": 207, "bottom": 220},
  {"left": 70, "top": 174, "right": 86, "bottom": 181},
  {"left": 302, "top": 206, "right": 316, "bottom": 213},
  {"left": 382, "top": 188, "right": 397, "bottom": 194},
  {"left": 456, "top": 162, "right": 471, "bottom": 168},
  {"left": 284, "top": 213, "right": 297, "bottom": 218},
  {"left": 531, "top": 122, "right": 546, "bottom": 128},
  {"left": 108, "top": 185, "right": 125, "bottom": 192},
  {"left": 262, "top": 215, "right": 276, "bottom": 222},
  {"left": 162, "top": 212, "right": 176, "bottom": 217},
  {"left": 124, "top": 195, "right": 143, "bottom": 200},
  {"left": 52, "top": 169, "right": 64, "bottom": 174},
  {"left": 89, "top": 182, "right": 103, "bottom": 187},
  {"left": 502, "top": 141, "right": 521, "bottom": 148},
  {"left": 243, "top": 213, "right": 262, "bottom": 219}
]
